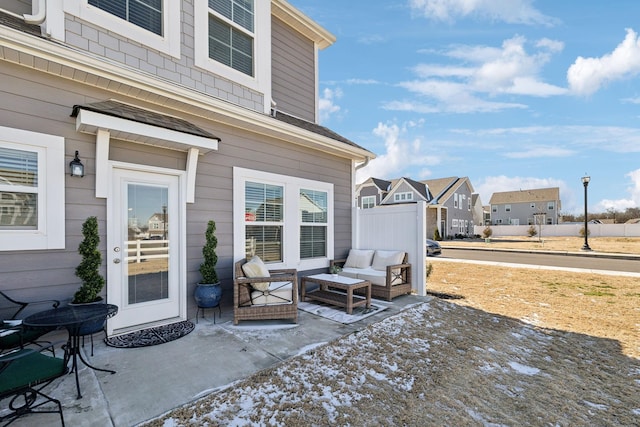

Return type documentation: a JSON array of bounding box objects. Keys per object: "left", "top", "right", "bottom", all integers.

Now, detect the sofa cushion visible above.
[
  {"left": 250, "top": 282, "right": 293, "bottom": 305},
  {"left": 241, "top": 256, "right": 270, "bottom": 291},
  {"left": 371, "top": 250, "right": 405, "bottom": 271},
  {"left": 354, "top": 268, "right": 387, "bottom": 287},
  {"left": 339, "top": 268, "right": 360, "bottom": 279},
  {"left": 344, "top": 249, "right": 375, "bottom": 269}
]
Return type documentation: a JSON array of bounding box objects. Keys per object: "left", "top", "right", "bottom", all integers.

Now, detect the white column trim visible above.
[{"left": 95, "top": 128, "right": 110, "bottom": 199}]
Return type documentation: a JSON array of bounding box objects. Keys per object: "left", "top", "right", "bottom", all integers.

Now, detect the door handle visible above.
[{"left": 113, "top": 259, "right": 121, "bottom": 264}]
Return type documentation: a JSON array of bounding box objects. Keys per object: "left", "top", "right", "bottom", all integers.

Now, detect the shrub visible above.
[
  {"left": 433, "top": 228, "right": 441, "bottom": 241},
  {"left": 199, "top": 220, "right": 219, "bottom": 284},
  {"left": 579, "top": 226, "right": 591, "bottom": 238},
  {"left": 527, "top": 225, "right": 538, "bottom": 237},
  {"left": 482, "top": 226, "right": 493, "bottom": 239},
  {"left": 73, "top": 216, "right": 105, "bottom": 303}
]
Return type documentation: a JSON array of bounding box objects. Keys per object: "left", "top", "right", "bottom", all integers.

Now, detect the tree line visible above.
[{"left": 561, "top": 207, "right": 640, "bottom": 224}]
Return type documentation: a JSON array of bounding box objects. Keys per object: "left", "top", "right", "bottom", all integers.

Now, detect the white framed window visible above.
[
  {"left": 0, "top": 127, "right": 65, "bottom": 251},
  {"left": 547, "top": 201, "right": 555, "bottom": 210},
  {"left": 300, "top": 189, "right": 327, "bottom": 259},
  {"left": 234, "top": 168, "right": 333, "bottom": 270},
  {"left": 531, "top": 203, "right": 536, "bottom": 209},
  {"left": 491, "top": 205, "right": 497, "bottom": 213},
  {"left": 194, "top": 0, "right": 270, "bottom": 98},
  {"left": 361, "top": 195, "right": 375, "bottom": 209},
  {"left": 453, "top": 193, "right": 458, "bottom": 208},
  {"left": 64, "top": 0, "right": 181, "bottom": 58},
  {"left": 468, "top": 198, "right": 471, "bottom": 211},
  {"left": 505, "top": 204, "right": 511, "bottom": 212},
  {"left": 394, "top": 192, "right": 413, "bottom": 202}
]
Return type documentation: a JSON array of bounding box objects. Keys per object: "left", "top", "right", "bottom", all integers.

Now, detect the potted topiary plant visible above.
[
  {"left": 72, "top": 216, "right": 105, "bottom": 304},
  {"left": 194, "top": 220, "right": 222, "bottom": 309},
  {"left": 70, "top": 216, "right": 107, "bottom": 350}
]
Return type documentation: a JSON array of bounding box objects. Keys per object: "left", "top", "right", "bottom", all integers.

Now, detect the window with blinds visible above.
[
  {"left": 208, "top": 0, "right": 254, "bottom": 76},
  {"left": 244, "top": 181, "right": 283, "bottom": 262},
  {"left": 0, "top": 147, "right": 38, "bottom": 229},
  {"left": 299, "top": 189, "right": 327, "bottom": 259},
  {"left": 88, "top": 0, "right": 163, "bottom": 35}
]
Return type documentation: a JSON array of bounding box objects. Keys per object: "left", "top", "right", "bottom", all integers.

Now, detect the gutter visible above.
[{"left": 23, "top": 0, "right": 47, "bottom": 25}]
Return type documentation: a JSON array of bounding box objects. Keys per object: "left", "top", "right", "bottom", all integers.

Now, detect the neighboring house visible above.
[
  {"left": 489, "top": 188, "right": 561, "bottom": 226},
  {"left": 356, "top": 176, "right": 477, "bottom": 239},
  {"left": 0, "top": 1, "right": 374, "bottom": 335},
  {"left": 422, "top": 177, "right": 475, "bottom": 239}
]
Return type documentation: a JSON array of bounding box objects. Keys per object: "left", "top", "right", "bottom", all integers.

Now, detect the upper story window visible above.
[
  {"left": 547, "top": 201, "right": 555, "bottom": 210},
  {"left": 394, "top": 192, "right": 413, "bottom": 202},
  {"left": 208, "top": 0, "right": 255, "bottom": 77},
  {"left": 0, "top": 127, "right": 65, "bottom": 251},
  {"left": 64, "top": 0, "right": 180, "bottom": 58},
  {"left": 361, "top": 196, "right": 375, "bottom": 209},
  {"left": 467, "top": 198, "right": 471, "bottom": 211},
  {"left": 491, "top": 205, "right": 497, "bottom": 213},
  {"left": 88, "top": 0, "right": 162, "bottom": 35},
  {"left": 453, "top": 193, "right": 458, "bottom": 208},
  {"left": 194, "top": 0, "right": 269, "bottom": 107},
  {"left": 505, "top": 204, "right": 511, "bottom": 212}
]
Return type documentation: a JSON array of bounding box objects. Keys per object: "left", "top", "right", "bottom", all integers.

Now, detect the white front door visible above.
[{"left": 107, "top": 166, "right": 184, "bottom": 335}]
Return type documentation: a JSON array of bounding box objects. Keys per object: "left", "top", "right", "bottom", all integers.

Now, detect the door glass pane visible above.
[{"left": 126, "top": 183, "right": 169, "bottom": 304}]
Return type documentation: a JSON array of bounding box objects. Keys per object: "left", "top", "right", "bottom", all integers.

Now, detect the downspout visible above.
[
  {"left": 355, "top": 157, "right": 370, "bottom": 171},
  {"left": 23, "top": 0, "right": 47, "bottom": 25}
]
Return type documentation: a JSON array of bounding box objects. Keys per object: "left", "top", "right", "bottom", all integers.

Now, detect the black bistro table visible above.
[{"left": 23, "top": 303, "right": 118, "bottom": 399}]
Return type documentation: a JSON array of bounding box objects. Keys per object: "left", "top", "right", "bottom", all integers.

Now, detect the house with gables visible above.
[
  {"left": 489, "top": 188, "right": 561, "bottom": 226},
  {"left": 356, "top": 176, "right": 478, "bottom": 239},
  {"left": 0, "top": 1, "right": 374, "bottom": 335}
]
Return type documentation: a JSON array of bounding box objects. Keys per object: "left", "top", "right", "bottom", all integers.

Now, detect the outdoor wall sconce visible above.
[{"left": 69, "top": 150, "right": 84, "bottom": 177}]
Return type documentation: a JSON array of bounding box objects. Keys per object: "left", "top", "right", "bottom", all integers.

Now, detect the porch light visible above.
[{"left": 69, "top": 151, "right": 84, "bottom": 177}]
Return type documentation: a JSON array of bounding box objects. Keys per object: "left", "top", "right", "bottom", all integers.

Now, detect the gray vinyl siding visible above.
[
  {"left": 63, "top": 6, "right": 264, "bottom": 114},
  {"left": 271, "top": 16, "right": 315, "bottom": 122},
  {"left": 387, "top": 181, "right": 418, "bottom": 204},
  {"left": 0, "top": 60, "right": 352, "bottom": 312}
]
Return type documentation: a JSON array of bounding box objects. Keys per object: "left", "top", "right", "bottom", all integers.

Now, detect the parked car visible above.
[{"left": 426, "top": 239, "right": 442, "bottom": 257}]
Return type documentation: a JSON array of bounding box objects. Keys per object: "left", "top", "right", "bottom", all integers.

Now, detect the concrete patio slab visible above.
[{"left": 4, "top": 295, "right": 428, "bottom": 426}]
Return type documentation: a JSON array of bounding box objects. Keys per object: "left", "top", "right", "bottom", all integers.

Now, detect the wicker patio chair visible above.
[{"left": 233, "top": 258, "right": 298, "bottom": 325}]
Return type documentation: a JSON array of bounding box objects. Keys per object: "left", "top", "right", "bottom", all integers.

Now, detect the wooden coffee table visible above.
[{"left": 301, "top": 274, "right": 371, "bottom": 314}]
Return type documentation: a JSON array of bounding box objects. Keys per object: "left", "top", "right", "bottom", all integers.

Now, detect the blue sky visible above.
[{"left": 292, "top": 0, "right": 640, "bottom": 215}]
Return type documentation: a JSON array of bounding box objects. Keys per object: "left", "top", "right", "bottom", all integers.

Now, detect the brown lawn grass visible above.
[{"left": 428, "top": 239, "right": 640, "bottom": 358}]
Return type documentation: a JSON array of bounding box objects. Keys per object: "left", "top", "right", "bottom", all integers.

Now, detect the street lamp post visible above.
[{"left": 581, "top": 176, "right": 591, "bottom": 251}]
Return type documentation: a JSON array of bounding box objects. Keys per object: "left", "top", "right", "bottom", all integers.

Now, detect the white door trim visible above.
[{"left": 106, "top": 161, "right": 187, "bottom": 335}]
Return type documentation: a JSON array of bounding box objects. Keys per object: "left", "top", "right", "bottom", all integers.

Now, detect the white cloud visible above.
[
  {"left": 567, "top": 28, "right": 640, "bottom": 96},
  {"left": 503, "top": 146, "right": 575, "bottom": 159},
  {"left": 387, "top": 35, "right": 566, "bottom": 114},
  {"left": 408, "top": 0, "right": 558, "bottom": 26},
  {"left": 596, "top": 169, "right": 640, "bottom": 211},
  {"left": 356, "top": 121, "right": 440, "bottom": 183},
  {"left": 318, "top": 87, "right": 343, "bottom": 123}
]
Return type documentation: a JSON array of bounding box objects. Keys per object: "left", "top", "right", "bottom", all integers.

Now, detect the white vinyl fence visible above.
[
  {"left": 474, "top": 223, "right": 640, "bottom": 238},
  {"left": 353, "top": 201, "right": 427, "bottom": 296}
]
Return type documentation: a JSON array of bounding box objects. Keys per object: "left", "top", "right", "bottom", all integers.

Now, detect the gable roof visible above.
[
  {"left": 421, "top": 177, "right": 474, "bottom": 204},
  {"left": 381, "top": 177, "right": 431, "bottom": 203},
  {"left": 273, "top": 111, "right": 367, "bottom": 151},
  {"left": 489, "top": 187, "right": 560, "bottom": 204}
]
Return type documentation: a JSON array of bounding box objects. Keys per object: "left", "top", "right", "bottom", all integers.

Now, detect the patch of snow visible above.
[
  {"left": 508, "top": 361, "right": 540, "bottom": 375},
  {"left": 583, "top": 400, "right": 609, "bottom": 411}
]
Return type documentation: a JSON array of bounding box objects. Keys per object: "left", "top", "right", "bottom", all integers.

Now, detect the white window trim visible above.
[
  {"left": 63, "top": 0, "right": 181, "bottom": 59},
  {"left": 233, "top": 167, "right": 334, "bottom": 271},
  {"left": 361, "top": 195, "right": 375, "bottom": 209},
  {"left": 194, "top": 0, "right": 271, "bottom": 113},
  {"left": 0, "top": 127, "right": 65, "bottom": 251}
]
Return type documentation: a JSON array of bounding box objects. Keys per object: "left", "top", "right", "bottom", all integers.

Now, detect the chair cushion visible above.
[
  {"left": 241, "top": 256, "right": 270, "bottom": 291},
  {"left": 0, "top": 349, "right": 66, "bottom": 394},
  {"left": 250, "top": 282, "right": 293, "bottom": 305},
  {"left": 371, "top": 250, "right": 405, "bottom": 271},
  {"left": 344, "top": 249, "right": 375, "bottom": 269}
]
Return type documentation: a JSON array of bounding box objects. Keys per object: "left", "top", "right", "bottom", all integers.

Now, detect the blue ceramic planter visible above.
[{"left": 194, "top": 283, "right": 222, "bottom": 308}]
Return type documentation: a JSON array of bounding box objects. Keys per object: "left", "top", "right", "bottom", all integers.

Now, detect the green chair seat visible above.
[{"left": 0, "top": 349, "right": 67, "bottom": 395}]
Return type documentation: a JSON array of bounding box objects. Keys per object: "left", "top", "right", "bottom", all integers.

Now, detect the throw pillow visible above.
[
  {"left": 371, "top": 250, "right": 405, "bottom": 271},
  {"left": 344, "top": 249, "right": 375, "bottom": 269},
  {"left": 241, "top": 256, "right": 270, "bottom": 291}
]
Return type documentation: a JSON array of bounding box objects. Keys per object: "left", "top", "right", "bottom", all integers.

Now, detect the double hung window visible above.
[
  {"left": 207, "top": 0, "right": 255, "bottom": 76},
  {"left": 361, "top": 196, "right": 375, "bottom": 209},
  {"left": 88, "top": 0, "right": 162, "bottom": 35},
  {"left": 0, "top": 127, "right": 65, "bottom": 251},
  {"left": 235, "top": 168, "right": 333, "bottom": 269}
]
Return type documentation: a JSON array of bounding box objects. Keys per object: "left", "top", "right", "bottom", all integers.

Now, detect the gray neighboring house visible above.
[
  {"left": 0, "top": 1, "right": 374, "bottom": 335},
  {"left": 489, "top": 188, "right": 561, "bottom": 226},
  {"left": 356, "top": 176, "right": 478, "bottom": 239}
]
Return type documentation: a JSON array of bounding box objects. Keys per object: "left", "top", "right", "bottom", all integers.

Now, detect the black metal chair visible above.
[
  {"left": 0, "top": 343, "right": 69, "bottom": 426},
  {"left": 0, "top": 291, "right": 60, "bottom": 354}
]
